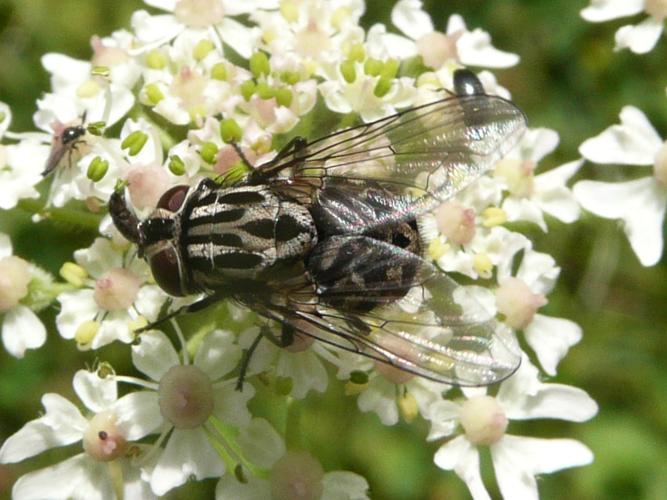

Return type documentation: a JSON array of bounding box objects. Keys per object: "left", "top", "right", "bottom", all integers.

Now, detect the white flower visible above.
[
  {"left": 431, "top": 359, "right": 597, "bottom": 500},
  {"left": 386, "top": 1, "right": 519, "bottom": 68},
  {"left": 238, "top": 326, "right": 336, "bottom": 399},
  {"left": 0, "top": 370, "right": 159, "bottom": 500},
  {"left": 56, "top": 238, "right": 167, "bottom": 349},
  {"left": 117, "top": 329, "right": 254, "bottom": 496},
  {"left": 0, "top": 233, "right": 47, "bottom": 358},
  {"left": 0, "top": 101, "right": 11, "bottom": 138},
  {"left": 495, "top": 128, "right": 582, "bottom": 231},
  {"left": 581, "top": 0, "right": 667, "bottom": 54},
  {"left": 133, "top": 0, "right": 276, "bottom": 59},
  {"left": 573, "top": 106, "right": 667, "bottom": 266},
  {"left": 215, "top": 419, "right": 369, "bottom": 500},
  {"left": 0, "top": 138, "right": 47, "bottom": 209}
]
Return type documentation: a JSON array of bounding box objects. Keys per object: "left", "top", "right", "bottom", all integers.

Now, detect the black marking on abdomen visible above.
[
  {"left": 276, "top": 214, "right": 305, "bottom": 242},
  {"left": 241, "top": 219, "right": 275, "bottom": 239}
]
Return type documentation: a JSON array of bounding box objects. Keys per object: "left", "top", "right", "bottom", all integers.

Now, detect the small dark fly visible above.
[
  {"left": 42, "top": 113, "right": 88, "bottom": 177},
  {"left": 109, "top": 69, "right": 527, "bottom": 387}
]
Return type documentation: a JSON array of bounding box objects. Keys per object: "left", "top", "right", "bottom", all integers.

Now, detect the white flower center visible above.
[
  {"left": 435, "top": 201, "right": 476, "bottom": 245},
  {"left": 90, "top": 36, "right": 129, "bottom": 67},
  {"left": 82, "top": 411, "right": 127, "bottom": 461},
  {"left": 159, "top": 364, "right": 214, "bottom": 429},
  {"left": 170, "top": 67, "right": 208, "bottom": 120},
  {"left": 126, "top": 163, "right": 171, "bottom": 210},
  {"left": 459, "top": 395, "right": 508, "bottom": 445},
  {"left": 94, "top": 267, "right": 141, "bottom": 311},
  {"left": 0, "top": 256, "right": 31, "bottom": 312},
  {"left": 174, "top": 0, "right": 225, "bottom": 27},
  {"left": 495, "top": 277, "right": 547, "bottom": 330},
  {"left": 415, "top": 31, "right": 458, "bottom": 68},
  {"left": 270, "top": 450, "right": 325, "bottom": 500},
  {"left": 645, "top": 0, "right": 667, "bottom": 19},
  {"left": 494, "top": 158, "right": 535, "bottom": 198},
  {"left": 653, "top": 140, "right": 667, "bottom": 187}
]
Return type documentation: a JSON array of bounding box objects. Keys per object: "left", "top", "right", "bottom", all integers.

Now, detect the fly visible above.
[
  {"left": 42, "top": 112, "right": 88, "bottom": 177},
  {"left": 109, "top": 69, "right": 527, "bottom": 387}
]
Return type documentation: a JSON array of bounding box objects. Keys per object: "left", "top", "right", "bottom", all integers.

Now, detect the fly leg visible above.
[
  {"left": 235, "top": 323, "right": 297, "bottom": 391},
  {"left": 135, "top": 293, "right": 225, "bottom": 334}
]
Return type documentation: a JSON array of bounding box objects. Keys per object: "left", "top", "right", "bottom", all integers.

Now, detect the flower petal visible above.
[
  {"left": 12, "top": 454, "right": 113, "bottom": 500},
  {"left": 216, "top": 474, "right": 270, "bottom": 500},
  {"left": 0, "top": 233, "right": 11, "bottom": 257},
  {"left": 219, "top": 17, "right": 259, "bottom": 59},
  {"left": 150, "top": 428, "right": 225, "bottom": 495},
  {"left": 212, "top": 381, "right": 255, "bottom": 427},
  {"left": 391, "top": 0, "right": 433, "bottom": 40},
  {"left": 456, "top": 28, "right": 520, "bottom": 69},
  {"left": 114, "top": 391, "right": 163, "bottom": 440},
  {"left": 1, "top": 305, "right": 46, "bottom": 358},
  {"left": 275, "top": 350, "right": 328, "bottom": 399},
  {"left": 194, "top": 329, "right": 242, "bottom": 380},
  {"left": 73, "top": 369, "right": 117, "bottom": 412},
  {"left": 322, "top": 471, "right": 370, "bottom": 500},
  {"left": 492, "top": 435, "right": 593, "bottom": 499},
  {"left": 524, "top": 314, "right": 582, "bottom": 375},
  {"left": 237, "top": 418, "right": 286, "bottom": 469},
  {"left": 573, "top": 177, "right": 667, "bottom": 266},
  {"left": 615, "top": 17, "right": 664, "bottom": 54},
  {"left": 580, "top": 0, "right": 643, "bottom": 22},
  {"left": 579, "top": 106, "right": 662, "bottom": 165},
  {"left": 534, "top": 159, "right": 583, "bottom": 223},
  {"left": 132, "top": 330, "right": 180, "bottom": 381},
  {"left": 357, "top": 377, "right": 399, "bottom": 426},
  {"left": 434, "top": 436, "right": 490, "bottom": 500}
]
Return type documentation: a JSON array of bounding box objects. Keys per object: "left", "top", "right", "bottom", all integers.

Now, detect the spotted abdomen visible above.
[{"left": 182, "top": 183, "right": 317, "bottom": 289}]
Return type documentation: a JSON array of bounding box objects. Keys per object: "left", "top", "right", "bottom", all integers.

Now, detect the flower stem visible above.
[{"left": 285, "top": 398, "right": 302, "bottom": 450}]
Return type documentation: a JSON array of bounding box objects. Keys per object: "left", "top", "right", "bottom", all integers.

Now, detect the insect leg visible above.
[
  {"left": 135, "top": 293, "right": 225, "bottom": 333},
  {"left": 231, "top": 142, "right": 256, "bottom": 168}
]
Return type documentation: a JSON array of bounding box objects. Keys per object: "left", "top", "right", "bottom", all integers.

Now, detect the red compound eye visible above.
[
  {"left": 157, "top": 185, "right": 190, "bottom": 212},
  {"left": 149, "top": 246, "right": 185, "bottom": 297}
]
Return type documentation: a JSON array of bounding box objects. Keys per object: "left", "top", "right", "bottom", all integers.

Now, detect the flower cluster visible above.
[{"left": 0, "top": 0, "right": 616, "bottom": 498}]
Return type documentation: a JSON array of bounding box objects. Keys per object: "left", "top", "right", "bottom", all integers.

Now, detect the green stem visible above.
[
  {"left": 284, "top": 398, "right": 302, "bottom": 450},
  {"left": 18, "top": 199, "right": 102, "bottom": 231}
]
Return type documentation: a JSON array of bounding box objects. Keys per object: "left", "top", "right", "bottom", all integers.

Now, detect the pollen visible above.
[
  {"left": 481, "top": 207, "right": 507, "bottom": 228},
  {"left": 75, "top": 320, "right": 100, "bottom": 347},
  {"left": 76, "top": 79, "right": 102, "bottom": 98}
]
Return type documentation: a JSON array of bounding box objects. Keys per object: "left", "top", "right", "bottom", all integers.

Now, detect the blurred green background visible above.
[{"left": 1, "top": 1, "right": 667, "bottom": 499}]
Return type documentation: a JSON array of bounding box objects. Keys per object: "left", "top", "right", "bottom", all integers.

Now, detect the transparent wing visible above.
[
  {"left": 254, "top": 90, "right": 526, "bottom": 228},
  {"left": 244, "top": 236, "right": 521, "bottom": 386}
]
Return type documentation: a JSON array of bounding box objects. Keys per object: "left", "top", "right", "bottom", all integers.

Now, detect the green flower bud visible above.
[
  {"left": 211, "top": 62, "right": 228, "bottom": 81},
  {"left": 250, "top": 51, "right": 270, "bottom": 78},
  {"left": 87, "top": 121, "right": 106, "bottom": 136},
  {"left": 146, "top": 49, "right": 168, "bottom": 69},
  {"left": 255, "top": 82, "right": 275, "bottom": 100},
  {"left": 200, "top": 142, "right": 219, "bottom": 164},
  {"left": 364, "top": 58, "right": 383, "bottom": 76},
  {"left": 240, "top": 80, "right": 256, "bottom": 101},
  {"left": 373, "top": 76, "right": 392, "bottom": 97},
  {"left": 340, "top": 59, "right": 356, "bottom": 83},
  {"left": 281, "top": 70, "right": 300, "bottom": 85},
  {"left": 348, "top": 43, "right": 365, "bottom": 62},
  {"left": 193, "top": 39, "right": 215, "bottom": 61},
  {"left": 168, "top": 155, "right": 186, "bottom": 176},
  {"left": 349, "top": 370, "right": 369, "bottom": 385},
  {"left": 219, "top": 118, "right": 243, "bottom": 143},
  {"left": 121, "top": 131, "right": 149, "bottom": 156},
  {"left": 86, "top": 156, "right": 109, "bottom": 182},
  {"left": 144, "top": 83, "right": 164, "bottom": 105},
  {"left": 275, "top": 87, "right": 293, "bottom": 107},
  {"left": 381, "top": 58, "right": 399, "bottom": 79}
]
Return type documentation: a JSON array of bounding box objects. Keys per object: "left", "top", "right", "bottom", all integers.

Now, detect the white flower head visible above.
[
  {"left": 574, "top": 106, "right": 667, "bottom": 266},
  {"left": 56, "top": 237, "right": 167, "bottom": 349},
  {"left": 0, "top": 233, "right": 48, "bottom": 358},
  {"left": 431, "top": 358, "right": 597, "bottom": 499},
  {"left": 215, "top": 419, "right": 369, "bottom": 500},
  {"left": 386, "top": 1, "right": 519, "bottom": 69},
  {"left": 581, "top": 0, "right": 667, "bottom": 54},
  {"left": 0, "top": 369, "right": 159, "bottom": 500}
]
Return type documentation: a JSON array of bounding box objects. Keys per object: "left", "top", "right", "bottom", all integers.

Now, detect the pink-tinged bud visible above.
[
  {"left": 294, "top": 22, "right": 331, "bottom": 59},
  {"left": 435, "top": 201, "right": 476, "bottom": 245},
  {"left": 653, "top": 141, "right": 667, "bottom": 187},
  {"left": 90, "top": 36, "right": 129, "bottom": 67},
  {"left": 645, "top": 0, "right": 667, "bottom": 19},
  {"left": 415, "top": 31, "right": 458, "bottom": 68},
  {"left": 126, "top": 164, "right": 171, "bottom": 210},
  {"left": 0, "top": 256, "right": 31, "bottom": 311},
  {"left": 159, "top": 365, "right": 214, "bottom": 429},
  {"left": 250, "top": 96, "right": 279, "bottom": 127},
  {"left": 82, "top": 411, "right": 127, "bottom": 461},
  {"left": 494, "top": 158, "right": 535, "bottom": 198},
  {"left": 374, "top": 335, "right": 417, "bottom": 385},
  {"left": 459, "top": 395, "right": 508, "bottom": 446},
  {"left": 174, "top": 0, "right": 225, "bottom": 27},
  {"left": 270, "top": 450, "right": 325, "bottom": 500},
  {"left": 94, "top": 268, "right": 141, "bottom": 311},
  {"left": 495, "top": 277, "right": 547, "bottom": 330}
]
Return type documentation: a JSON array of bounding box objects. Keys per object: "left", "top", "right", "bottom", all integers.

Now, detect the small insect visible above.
[
  {"left": 109, "top": 69, "right": 527, "bottom": 387},
  {"left": 42, "top": 113, "right": 88, "bottom": 177}
]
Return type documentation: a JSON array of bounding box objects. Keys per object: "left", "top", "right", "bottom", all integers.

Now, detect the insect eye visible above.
[
  {"left": 149, "top": 246, "right": 186, "bottom": 297},
  {"left": 62, "top": 126, "right": 85, "bottom": 143},
  {"left": 157, "top": 185, "right": 190, "bottom": 212}
]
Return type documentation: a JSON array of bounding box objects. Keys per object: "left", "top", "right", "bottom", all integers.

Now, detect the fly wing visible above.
[
  {"left": 245, "top": 236, "right": 521, "bottom": 386},
  {"left": 254, "top": 85, "right": 526, "bottom": 229}
]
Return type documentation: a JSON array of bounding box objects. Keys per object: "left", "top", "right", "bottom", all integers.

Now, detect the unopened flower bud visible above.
[
  {"left": 495, "top": 277, "right": 547, "bottom": 330},
  {"left": 270, "top": 451, "right": 324, "bottom": 500},
  {"left": 459, "top": 395, "right": 508, "bottom": 445},
  {"left": 0, "top": 256, "right": 31, "bottom": 311},
  {"left": 435, "top": 201, "right": 476, "bottom": 245}
]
